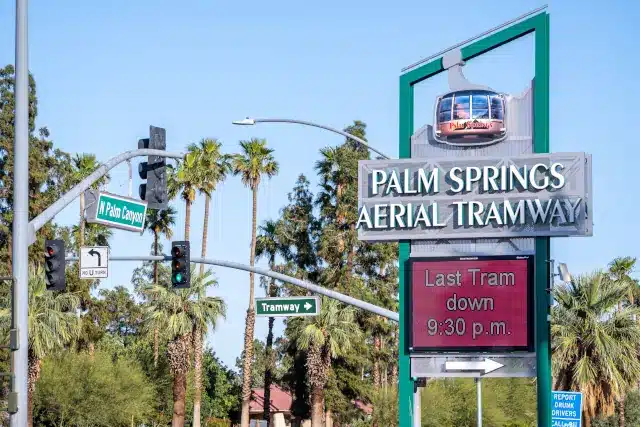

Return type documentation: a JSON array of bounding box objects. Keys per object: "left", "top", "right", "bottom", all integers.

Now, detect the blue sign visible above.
[{"left": 552, "top": 391, "right": 582, "bottom": 427}]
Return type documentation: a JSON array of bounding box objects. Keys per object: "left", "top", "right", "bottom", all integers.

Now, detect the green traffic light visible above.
[{"left": 174, "top": 273, "right": 183, "bottom": 283}]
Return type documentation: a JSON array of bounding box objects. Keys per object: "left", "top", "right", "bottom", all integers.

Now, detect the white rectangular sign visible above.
[
  {"left": 410, "top": 354, "right": 536, "bottom": 378},
  {"left": 357, "top": 152, "right": 592, "bottom": 241},
  {"left": 80, "top": 246, "right": 109, "bottom": 279}
]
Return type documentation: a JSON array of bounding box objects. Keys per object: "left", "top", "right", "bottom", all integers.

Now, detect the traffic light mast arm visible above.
[
  {"left": 64, "top": 254, "right": 400, "bottom": 322},
  {"left": 28, "top": 149, "right": 184, "bottom": 245}
]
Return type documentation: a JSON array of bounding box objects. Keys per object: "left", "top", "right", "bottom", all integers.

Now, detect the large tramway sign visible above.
[
  {"left": 408, "top": 255, "right": 534, "bottom": 353},
  {"left": 391, "top": 11, "right": 564, "bottom": 427}
]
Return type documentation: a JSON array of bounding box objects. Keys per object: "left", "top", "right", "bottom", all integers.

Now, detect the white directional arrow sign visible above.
[
  {"left": 255, "top": 296, "right": 320, "bottom": 317},
  {"left": 80, "top": 246, "right": 109, "bottom": 279},
  {"left": 445, "top": 358, "right": 504, "bottom": 374}
]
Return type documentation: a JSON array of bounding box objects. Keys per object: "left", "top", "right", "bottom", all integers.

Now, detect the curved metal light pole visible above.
[
  {"left": 28, "top": 149, "right": 184, "bottom": 244},
  {"left": 65, "top": 255, "right": 400, "bottom": 322},
  {"left": 232, "top": 117, "right": 392, "bottom": 159}
]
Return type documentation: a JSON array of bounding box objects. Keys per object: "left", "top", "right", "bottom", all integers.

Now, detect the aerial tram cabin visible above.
[{"left": 434, "top": 89, "right": 507, "bottom": 145}]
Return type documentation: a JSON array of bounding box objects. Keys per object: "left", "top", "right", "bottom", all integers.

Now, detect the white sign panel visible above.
[
  {"left": 80, "top": 246, "right": 109, "bottom": 279},
  {"left": 357, "top": 152, "right": 592, "bottom": 241},
  {"left": 410, "top": 354, "right": 536, "bottom": 378}
]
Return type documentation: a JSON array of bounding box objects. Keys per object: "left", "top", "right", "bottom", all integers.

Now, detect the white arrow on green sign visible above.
[
  {"left": 255, "top": 296, "right": 320, "bottom": 317},
  {"left": 87, "top": 192, "right": 148, "bottom": 232}
]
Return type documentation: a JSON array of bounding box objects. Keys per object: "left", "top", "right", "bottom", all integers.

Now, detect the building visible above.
[
  {"left": 249, "top": 385, "right": 297, "bottom": 427},
  {"left": 249, "top": 385, "right": 374, "bottom": 427}
]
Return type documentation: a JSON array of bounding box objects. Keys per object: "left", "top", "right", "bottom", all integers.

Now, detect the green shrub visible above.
[{"left": 33, "top": 350, "right": 156, "bottom": 426}]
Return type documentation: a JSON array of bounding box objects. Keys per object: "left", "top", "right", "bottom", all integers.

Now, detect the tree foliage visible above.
[{"left": 33, "top": 350, "right": 156, "bottom": 426}]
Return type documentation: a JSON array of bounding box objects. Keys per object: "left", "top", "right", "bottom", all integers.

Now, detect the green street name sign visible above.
[
  {"left": 87, "top": 192, "right": 148, "bottom": 232},
  {"left": 255, "top": 296, "right": 320, "bottom": 317}
]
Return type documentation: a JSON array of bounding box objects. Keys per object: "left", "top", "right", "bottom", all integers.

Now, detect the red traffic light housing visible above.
[{"left": 44, "top": 239, "right": 66, "bottom": 291}]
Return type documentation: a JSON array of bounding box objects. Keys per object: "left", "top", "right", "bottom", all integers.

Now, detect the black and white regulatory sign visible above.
[{"left": 80, "top": 246, "right": 109, "bottom": 279}]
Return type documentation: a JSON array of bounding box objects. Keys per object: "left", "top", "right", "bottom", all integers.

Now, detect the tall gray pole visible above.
[
  {"left": 476, "top": 378, "right": 482, "bottom": 427},
  {"left": 11, "top": 0, "right": 30, "bottom": 425},
  {"left": 413, "top": 385, "right": 421, "bottom": 427}
]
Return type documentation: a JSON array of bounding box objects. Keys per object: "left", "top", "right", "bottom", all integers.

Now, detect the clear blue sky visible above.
[{"left": 1, "top": 0, "right": 638, "bottom": 369}]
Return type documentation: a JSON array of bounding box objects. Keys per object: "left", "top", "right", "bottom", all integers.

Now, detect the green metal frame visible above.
[{"left": 397, "top": 12, "right": 550, "bottom": 427}]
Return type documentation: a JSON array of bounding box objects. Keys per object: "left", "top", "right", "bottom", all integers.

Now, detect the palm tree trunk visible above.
[
  {"left": 373, "top": 334, "right": 381, "bottom": 389},
  {"left": 249, "top": 187, "right": 258, "bottom": 304},
  {"left": 153, "top": 327, "right": 159, "bottom": 368},
  {"left": 185, "top": 199, "right": 192, "bottom": 241},
  {"left": 153, "top": 229, "right": 160, "bottom": 369},
  {"left": 6, "top": 235, "right": 12, "bottom": 272},
  {"left": 240, "top": 309, "right": 256, "bottom": 427},
  {"left": 345, "top": 223, "right": 356, "bottom": 279},
  {"left": 193, "top": 324, "right": 203, "bottom": 427},
  {"left": 169, "top": 334, "right": 191, "bottom": 427},
  {"left": 200, "top": 195, "right": 211, "bottom": 276},
  {"left": 310, "top": 385, "right": 324, "bottom": 427},
  {"left": 618, "top": 397, "right": 626, "bottom": 427},
  {"left": 79, "top": 192, "right": 85, "bottom": 249},
  {"left": 153, "top": 230, "right": 159, "bottom": 285},
  {"left": 263, "top": 306, "right": 275, "bottom": 426},
  {"left": 240, "top": 186, "right": 260, "bottom": 427},
  {"left": 391, "top": 331, "right": 399, "bottom": 386},
  {"left": 193, "top": 195, "right": 211, "bottom": 426},
  {"left": 172, "top": 371, "right": 187, "bottom": 427},
  {"left": 27, "top": 355, "right": 41, "bottom": 427},
  {"left": 325, "top": 409, "right": 333, "bottom": 427}
]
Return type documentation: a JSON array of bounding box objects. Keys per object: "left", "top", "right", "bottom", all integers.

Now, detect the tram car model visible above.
[{"left": 433, "top": 89, "right": 507, "bottom": 146}]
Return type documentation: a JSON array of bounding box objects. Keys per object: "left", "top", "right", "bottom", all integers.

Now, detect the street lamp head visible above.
[{"left": 232, "top": 117, "right": 256, "bottom": 126}]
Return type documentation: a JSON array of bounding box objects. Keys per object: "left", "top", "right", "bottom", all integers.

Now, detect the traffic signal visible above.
[
  {"left": 138, "top": 125, "right": 168, "bottom": 209},
  {"left": 171, "top": 241, "right": 190, "bottom": 288},
  {"left": 44, "top": 239, "right": 65, "bottom": 291}
]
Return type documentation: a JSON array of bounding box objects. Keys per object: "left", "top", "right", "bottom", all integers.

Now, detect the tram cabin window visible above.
[
  {"left": 453, "top": 94, "right": 470, "bottom": 120},
  {"left": 472, "top": 94, "right": 490, "bottom": 119},
  {"left": 438, "top": 96, "right": 453, "bottom": 122},
  {"left": 491, "top": 95, "right": 504, "bottom": 120}
]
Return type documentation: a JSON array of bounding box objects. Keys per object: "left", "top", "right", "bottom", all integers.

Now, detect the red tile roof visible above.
[
  {"left": 353, "top": 399, "right": 374, "bottom": 416},
  {"left": 250, "top": 385, "right": 293, "bottom": 414}
]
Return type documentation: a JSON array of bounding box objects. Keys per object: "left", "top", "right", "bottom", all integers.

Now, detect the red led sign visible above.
[{"left": 409, "top": 255, "right": 533, "bottom": 352}]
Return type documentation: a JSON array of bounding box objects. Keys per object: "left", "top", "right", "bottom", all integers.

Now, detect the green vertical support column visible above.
[
  {"left": 534, "top": 12, "right": 551, "bottom": 427},
  {"left": 398, "top": 78, "right": 414, "bottom": 427}
]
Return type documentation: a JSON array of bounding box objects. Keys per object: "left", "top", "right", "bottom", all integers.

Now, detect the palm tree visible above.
[
  {"left": 71, "top": 154, "right": 109, "bottom": 251},
  {"left": 607, "top": 256, "right": 639, "bottom": 427},
  {"left": 255, "top": 219, "right": 289, "bottom": 426},
  {"left": 182, "top": 139, "right": 231, "bottom": 427},
  {"left": 290, "top": 298, "right": 362, "bottom": 427},
  {"left": 187, "top": 138, "right": 232, "bottom": 276},
  {"left": 0, "top": 264, "right": 81, "bottom": 427},
  {"left": 145, "top": 207, "right": 177, "bottom": 285},
  {"left": 232, "top": 138, "right": 279, "bottom": 427},
  {"left": 71, "top": 223, "right": 113, "bottom": 248},
  {"left": 609, "top": 256, "right": 639, "bottom": 308},
  {"left": 552, "top": 271, "right": 640, "bottom": 427},
  {"left": 168, "top": 149, "right": 202, "bottom": 241},
  {"left": 145, "top": 206, "right": 176, "bottom": 368},
  {"left": 143, "top": 266, "right": 226, "bottom": 427}
]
